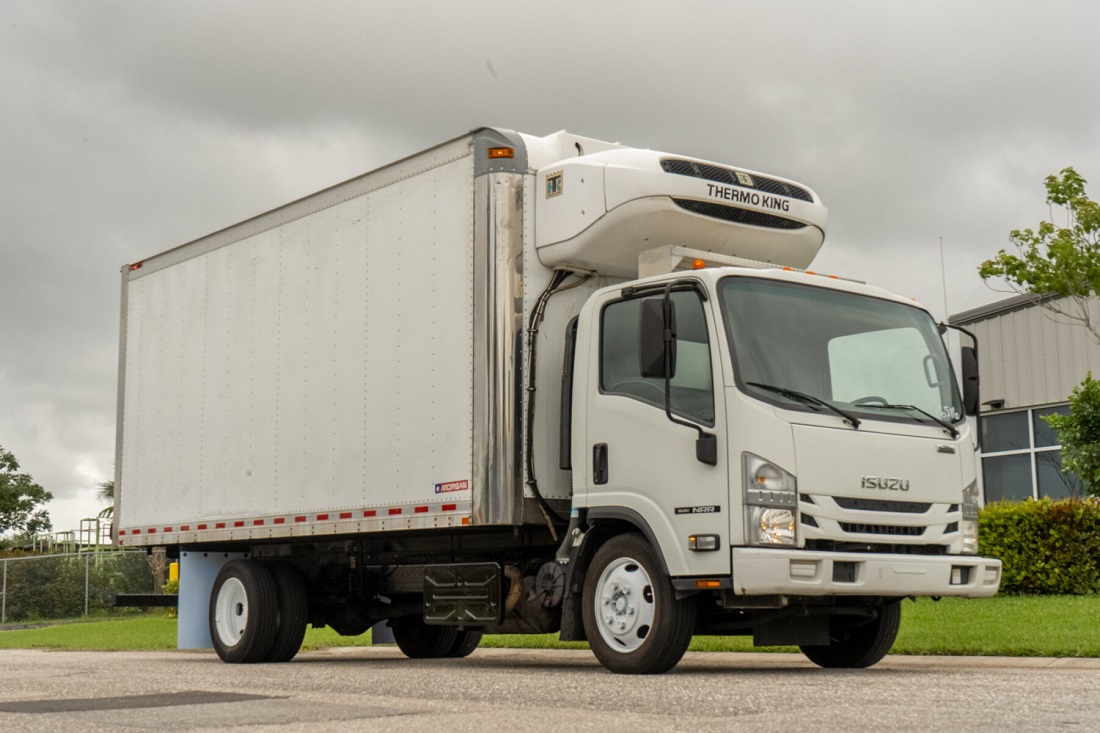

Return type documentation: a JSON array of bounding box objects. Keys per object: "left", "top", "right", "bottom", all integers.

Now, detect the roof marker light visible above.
[
  {"left": 488, "top": 147, "right": 514, "bottom": 159},
  {"left": 692, "top": 259, "right": 706, "bottom": 270}
]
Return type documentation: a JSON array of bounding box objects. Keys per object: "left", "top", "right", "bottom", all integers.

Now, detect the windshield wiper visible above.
[
  {"left": 745, "top": 382, "right": 861, "bottom": 430},
  {"left": 857, "top": 403, "right": 959, "bottom": 439}
]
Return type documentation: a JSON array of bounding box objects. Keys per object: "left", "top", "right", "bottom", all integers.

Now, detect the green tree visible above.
[
  {"left": 979, "top": 167, "right": 1100, "bottom": 340},
  {"left": 0, "top": 445, "right": 53, "bottom": 535},
  {"left": 1043, "top": 373, "right": 1100, "bottom": 497}
]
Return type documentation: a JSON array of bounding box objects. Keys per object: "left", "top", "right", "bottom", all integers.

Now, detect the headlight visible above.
[
  {"left": 748, "top": 506, "right": 797, "bottom": 546},
  {"left": 743, "top": 453, "right": 797, "bottom": 546},
  {"left": 960, "top": 480, "right": 979, "bottom": 555}
]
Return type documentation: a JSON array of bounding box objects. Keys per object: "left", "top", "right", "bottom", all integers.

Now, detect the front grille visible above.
[
  {"left": 805, "top": 539, "right": 947, "bottom": 556},
  {"left": 834, "top": 497, "right": 932, "bottom": 514},
  {"left": 661, "top": 159, "right": 814, "bottom": 202},
  {"left": 672, "top": 199, "right": 807, "bottom": 230},
  {"left": 838, "top": 522, "right": 925, "bottom": 537}
]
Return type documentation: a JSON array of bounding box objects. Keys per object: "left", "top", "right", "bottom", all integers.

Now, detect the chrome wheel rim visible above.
[{"left": 594, "top": 556, "right": 655, "bottom": 653}]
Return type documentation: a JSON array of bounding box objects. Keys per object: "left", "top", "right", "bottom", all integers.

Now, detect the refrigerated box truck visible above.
[{"left": 114, "top": 128, "right": 1001, "bottom": 674}]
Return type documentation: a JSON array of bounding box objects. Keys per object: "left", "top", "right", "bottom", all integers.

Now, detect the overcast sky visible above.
[{"left": 2, "top": 1, "right": 1097, "bottom": 533}]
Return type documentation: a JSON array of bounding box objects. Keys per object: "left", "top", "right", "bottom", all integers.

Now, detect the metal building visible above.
[{"left": 950, "top": 294, "right": 1099, "bottom": 502}]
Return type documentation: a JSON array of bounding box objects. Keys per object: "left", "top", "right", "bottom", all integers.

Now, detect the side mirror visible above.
[
  {"left": 960, "top": 345, "right": 979, "bottom": 417},
  {"left": 639, "top": 298, "right": 676, "bottom": 379}
]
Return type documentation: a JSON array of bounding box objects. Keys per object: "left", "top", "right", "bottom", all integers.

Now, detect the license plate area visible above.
[{"left": 423, "top": 562, "right": 502, "bottom": 625}]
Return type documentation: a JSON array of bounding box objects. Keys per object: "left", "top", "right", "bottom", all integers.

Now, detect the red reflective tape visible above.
[
  {"left": 118, "top": 530, "right": 126, "bottom": 536},
  {"left": 339, "top": 512, "right": 352, "bottom": 519},
  {"left": 147, "top": 528, "right": 156, "bottom": 534},
  {"left": 414, "top": 506, "right": 428, "bottom": 514},
  {"left": 294, "top": 516, "right": 306, "bottom": 523},
  {"left": 197, "top": 524, "right": 208, "bottom": 530},
  {"left": 388, "top": 508, "right": 402, "bottom": 516},
  {"left": 131, "top": 529, "right": 140, "bottom": 535},
  {"left": 442, "top": 504, "right": 457, "bottom": 512},
  {"left": 215, "top": 522, "right": 226, "bottom": 529},
  {"left": 253, "top": 519, "right": 264, "bottom": 526},
  {"left": 274, "top": 517, "right": 285, "bottom": 524},
  {"left": 233, "top": 521, "right": 245, "bottom": 528},
  {"left": 118, "top": 539, "right": 124, "bottom": 545},
  {"left": 363, "top": 510, "right": 377, "bottom": 517},
  {"left": 316, "top": 513, "right": 329, "bottom": 521},
  {"left": 180, "top": 525, "right": 190, "bottom": 531},
  {"left": 163, "top": 527, "right": 173, "bottom": 533}
]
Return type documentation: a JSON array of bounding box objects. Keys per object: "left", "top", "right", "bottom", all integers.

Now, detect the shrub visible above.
[{"left": 979, "top": 498, "right": 1100, "bottom": 594}]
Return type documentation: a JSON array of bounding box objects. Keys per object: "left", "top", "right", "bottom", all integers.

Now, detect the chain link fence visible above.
[{"left": 0, "top": 551, "right": 162, "bottom": 626}]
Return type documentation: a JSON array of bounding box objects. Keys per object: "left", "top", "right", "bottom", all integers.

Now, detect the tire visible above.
[
  {"left": 582, "top": 533, "right": 696, "bottom": 674},
  {"left": 263, "top": 561, "right": 309, "bottom": 663},
  {"left": 445, "top": 629, "right": 483, "bottom": 658},
  {"left": 799, "top": 601, "right": 902, "bottom": 669},
  {"left": 209, "top": 559, "right": 279, "bottom": 664},
  {"left": 391, "top": 615, "right": 460, "bottom": 659}
]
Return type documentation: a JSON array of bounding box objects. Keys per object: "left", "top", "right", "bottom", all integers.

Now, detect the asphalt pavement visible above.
[{"left": 1, "top": 647, "right": 1098, "bottom": 732}]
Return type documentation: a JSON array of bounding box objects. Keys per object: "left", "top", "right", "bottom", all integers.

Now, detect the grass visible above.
[{"left": 2, "top": 596, "right": 1099, "bottom": 657}]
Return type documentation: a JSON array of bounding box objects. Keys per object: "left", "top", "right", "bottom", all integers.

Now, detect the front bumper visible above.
[{"left": 731, "top": 548, "right": 1002, "bottom": 598}]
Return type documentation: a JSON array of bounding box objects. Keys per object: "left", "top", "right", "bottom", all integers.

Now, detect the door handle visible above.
[{"left": 593, "top": 443, "right": 608, "bottom": 485}]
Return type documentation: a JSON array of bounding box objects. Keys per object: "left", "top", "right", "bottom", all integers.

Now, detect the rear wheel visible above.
[
  {"left": 445, "top": 629, "right": 483, "bottom": 658},
  {"left": 799, "top": 601, "right": 902, "bottom": 668},
  {"left": 391, "top": 615, "right": 459, "bottom": 659},
  {"left": 263, "top": 561, "right": 309, "bottom": 663},
  {"left": 582, "top": 533, "right": 696, "bottom": 675},
  {"left": 209, "top": 560, "right": 278, "bottom": 664}
]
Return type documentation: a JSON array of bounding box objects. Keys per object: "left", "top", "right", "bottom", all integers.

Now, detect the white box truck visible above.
[{"left": 114, "top": 128, "right": 1001, "bottom": 674}]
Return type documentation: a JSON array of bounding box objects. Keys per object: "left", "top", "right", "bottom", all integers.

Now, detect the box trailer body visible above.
[{"left": 115, "top": 128, "right": 1000, "bottom": 673}]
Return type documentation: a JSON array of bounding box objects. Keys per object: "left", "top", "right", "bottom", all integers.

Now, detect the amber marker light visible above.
[
  {"left": 689, "top": 534, "right": 720, "bottom": 551},
  {"left": 488, "top": 147, "right": 514, "bottom": 159},
  {"left": 692, "top": 259, "right": 707, "bottom": 270},
  {"left": 129, "top": 262, "right": 143, "bottom": 271},
  {"left": 696, "top": 579, "right": 722, "bottom": 589}
]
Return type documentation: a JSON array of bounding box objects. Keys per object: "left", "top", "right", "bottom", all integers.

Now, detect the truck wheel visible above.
[
  {"left": 390, "top": 615, "right": 459, "bottom": 659},
  {"left": 445, "top": 629, "right": 483, "bottom": 658},
  {"left": 582, "top": 533, "right": 696, "bottom": 674},
  {"left": 799, "top": 601, "right": 902, "bottom": 668},
  {"left": 209, "top": 560, "right": 278, "bottom": 664},
  {"left": 263, "top": 562, "right": 309, "bottom": 663}
]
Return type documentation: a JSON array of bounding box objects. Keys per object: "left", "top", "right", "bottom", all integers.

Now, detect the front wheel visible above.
[
  {"left": 799, "top": 601, "right": 901, "bottom": 668},
  {"left": 582, "top": 533, "right": 696, "bottom": 674}
]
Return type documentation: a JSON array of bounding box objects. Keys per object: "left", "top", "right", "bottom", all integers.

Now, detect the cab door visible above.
[{"left": 578, "top": 285, "right": 729, "bottom": 577}]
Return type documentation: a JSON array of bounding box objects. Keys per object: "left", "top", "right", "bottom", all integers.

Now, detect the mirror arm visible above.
[
  {"left": 942, "top": 322, "right": 981, "bottom": 450},
  {"left": 660, "top": 283, "right": 718, "bottom": 466}
]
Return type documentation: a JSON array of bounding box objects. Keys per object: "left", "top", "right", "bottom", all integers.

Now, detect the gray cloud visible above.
[{"left": 1, "top": 0, "right": 1097, "bottom": 530}]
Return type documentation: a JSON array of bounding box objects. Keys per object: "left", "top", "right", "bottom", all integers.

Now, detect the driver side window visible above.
[{"left": 599, "top": 291, "right": 714, "bottom": 425}]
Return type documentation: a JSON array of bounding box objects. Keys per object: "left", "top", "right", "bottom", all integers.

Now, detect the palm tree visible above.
[{"left": 97, "top": 480, "right": 114, "bottom": 519}]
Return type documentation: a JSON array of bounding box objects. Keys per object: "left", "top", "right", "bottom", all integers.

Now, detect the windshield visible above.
[{"left": 717, "top": 277, "right": 964, "bottom": 425}]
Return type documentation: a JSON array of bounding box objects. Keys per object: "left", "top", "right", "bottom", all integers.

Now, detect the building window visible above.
[{"left": 980, "top": 404, "right": 1082, "bottom": 502}]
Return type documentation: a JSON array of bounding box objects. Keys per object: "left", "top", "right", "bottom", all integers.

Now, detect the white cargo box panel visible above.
[{"left": 117, "top": 137, "right": 482, "bottom": 546}]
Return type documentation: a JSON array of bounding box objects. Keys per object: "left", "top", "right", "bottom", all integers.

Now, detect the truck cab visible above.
[{"left": 562, "top": 260, "right": 1000, "bottom": 672}]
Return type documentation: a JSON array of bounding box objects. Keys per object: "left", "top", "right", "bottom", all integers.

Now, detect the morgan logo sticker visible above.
[{"left": 435, "top": 479, "right": 469, "bottom": 494}]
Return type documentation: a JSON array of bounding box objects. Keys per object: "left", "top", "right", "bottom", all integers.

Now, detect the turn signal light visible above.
[{"left": 689, "top": 534, "right": 720, "bottom": 551}]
